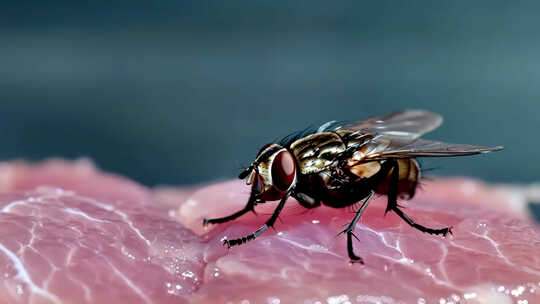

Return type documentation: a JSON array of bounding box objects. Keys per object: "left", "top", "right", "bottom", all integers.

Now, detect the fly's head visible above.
[{"left": 238, "top": 143, "right": 296, "bottom": 201}]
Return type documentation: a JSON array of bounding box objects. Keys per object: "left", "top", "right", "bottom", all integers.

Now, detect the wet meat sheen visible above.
[{"left": 0, "top": 159, "right": 538, "bottom": 304}]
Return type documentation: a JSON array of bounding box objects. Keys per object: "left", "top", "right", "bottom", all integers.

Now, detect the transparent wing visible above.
[
  {"left": 365, "top": 139, "right": 503, "bottom": 160},
  {"left": 315, "top": 110, "right": 502, "bottom": 161},
  {"left": 343, "top": 110, "right": 443, "bottom": 140}
]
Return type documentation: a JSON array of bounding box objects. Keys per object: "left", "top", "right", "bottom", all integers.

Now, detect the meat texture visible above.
[
  {"left": 0, "top": 160, "right": 204, "bottom": 304},
  {"left": 0, "top": 159, "right": 538, "bottom": 304}
]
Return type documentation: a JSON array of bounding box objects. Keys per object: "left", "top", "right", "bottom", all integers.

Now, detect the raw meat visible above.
[{"left": 0, "top": 159, "right": 538, "bottom": 303}]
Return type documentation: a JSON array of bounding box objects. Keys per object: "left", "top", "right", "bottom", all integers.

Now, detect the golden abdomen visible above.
[{"left": 349, "top": 159, "right": 420, "bottom": 199}]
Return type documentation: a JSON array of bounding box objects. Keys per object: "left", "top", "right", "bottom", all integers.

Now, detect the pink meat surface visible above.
[{"left": 0, "top": 159, "right": 538, "bottom": 304}]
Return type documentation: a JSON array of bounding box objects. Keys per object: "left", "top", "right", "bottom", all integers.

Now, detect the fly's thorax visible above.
[
  {"left": 290, "top": 132, "right": 346, "bottom": 174},
  {"left": 290, "top": 130, "right": 374, "bottom": 175}
]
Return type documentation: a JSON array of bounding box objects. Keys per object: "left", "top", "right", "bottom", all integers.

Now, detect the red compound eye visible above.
[{"left": 271, "top": 150, "right": 296, "bottom": 191}]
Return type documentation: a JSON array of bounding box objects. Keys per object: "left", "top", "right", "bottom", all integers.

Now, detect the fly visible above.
[{"left": 203, "top": 110, "right": 503, "bottom": 264}]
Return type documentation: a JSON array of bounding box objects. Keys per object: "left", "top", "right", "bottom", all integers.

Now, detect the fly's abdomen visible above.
[{"left": 374, "top": 159, "right": 420, "bottom": 199}]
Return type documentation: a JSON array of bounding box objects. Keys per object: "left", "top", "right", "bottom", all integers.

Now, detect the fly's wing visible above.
[
  {"left": 338, "top": 110, "right": 502, "bottom": 160},
  {"left": 302, "top": 110, "right": 501, "bottom": 171},
  {"left": 343, "top": 110, "right": 443, "bottom": 141},
  {"left": 364, "top": 139, "right": 503, "bottom": 160}
]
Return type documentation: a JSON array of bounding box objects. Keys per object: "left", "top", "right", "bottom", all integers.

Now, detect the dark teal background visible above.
[{"left": 0, "top": 1, "right": 537, "bottom": 186}]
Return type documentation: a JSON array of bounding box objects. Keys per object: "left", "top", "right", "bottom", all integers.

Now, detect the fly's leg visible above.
[
  {"left": 203, "top": 192, "right": 258, "bottom": 226},
  {"left": 384, "top": 160, "right": 398, "bottom": 215},
  {"left": 337, "top": 190, "right": 374, "bottom": 264},
  {"left": 224, "top": 192, "right": 289, "bottom": 248},
  {"left": 392, "top": 207, "right": 452, "bottom": 236},
  {"left": 388, "top": 159, "right": 452, "bottom": 236}
]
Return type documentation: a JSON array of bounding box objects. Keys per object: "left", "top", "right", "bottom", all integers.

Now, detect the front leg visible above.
[
  {"left": 203, "top": 191, "right": 258, "bottom": 226},
  {"left": 224, "top": 192, "right": 290, "bottom": 248}
]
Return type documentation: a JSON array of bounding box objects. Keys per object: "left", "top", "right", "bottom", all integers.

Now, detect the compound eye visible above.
[{"left": 271, "top": 150, "right": 296, "bottom": 191}]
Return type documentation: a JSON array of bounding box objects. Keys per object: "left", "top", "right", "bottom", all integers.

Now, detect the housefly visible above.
[{"left": 203, "top": 110, "right": 503, "bottom": 264}]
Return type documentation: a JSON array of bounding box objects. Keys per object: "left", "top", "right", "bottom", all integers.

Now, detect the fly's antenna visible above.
[{"left": 238, "top": 165, "right": 254, "bottom": 179}]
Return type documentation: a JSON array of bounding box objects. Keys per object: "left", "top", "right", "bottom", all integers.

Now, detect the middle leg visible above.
[{"left": 338, "top": 190, "right": 375, "bottom": 264}]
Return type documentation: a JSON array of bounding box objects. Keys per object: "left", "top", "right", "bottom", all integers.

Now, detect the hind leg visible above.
[{"left": 387, "top": 159, "right": 452, "bottom": 236}]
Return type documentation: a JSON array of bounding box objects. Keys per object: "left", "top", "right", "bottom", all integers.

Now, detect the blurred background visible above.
[{"left": 0, "top": 1, "right": 538, "bottom": 186}]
